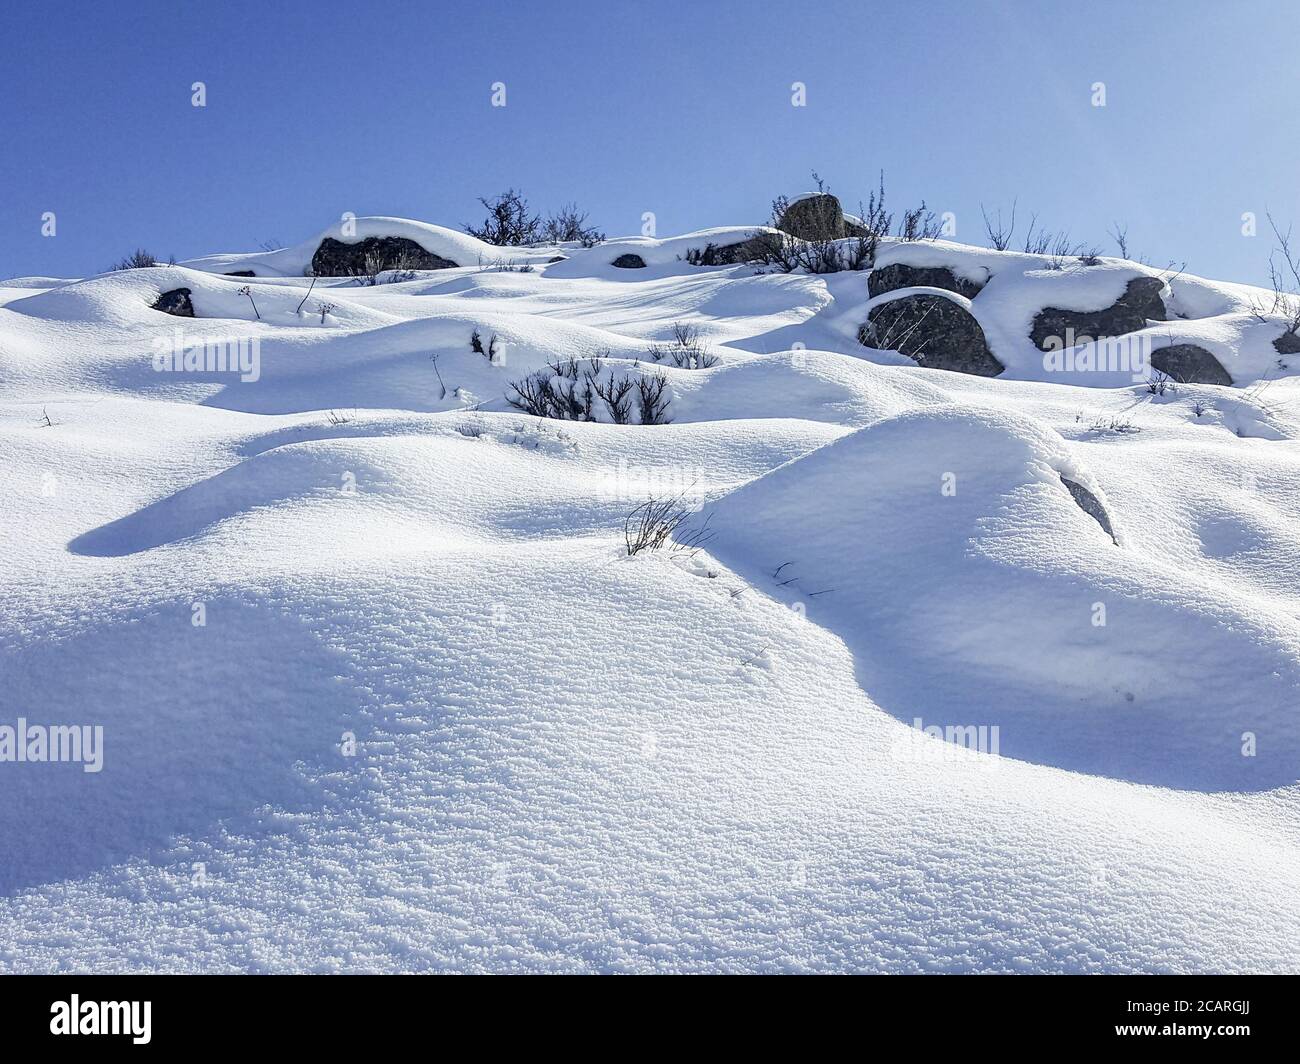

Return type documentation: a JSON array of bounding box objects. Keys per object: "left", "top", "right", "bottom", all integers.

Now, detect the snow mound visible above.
[{"left": 703, "top": 406, "right": 1300, "bottom": 791}]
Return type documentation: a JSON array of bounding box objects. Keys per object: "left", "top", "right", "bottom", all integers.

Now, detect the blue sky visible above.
[{"left": 2, "top": 0, "right": 1297, "bottom": 285}]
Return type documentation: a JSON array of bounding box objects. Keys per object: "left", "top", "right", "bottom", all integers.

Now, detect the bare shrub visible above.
[
  {"left": 636, "top": 372, "right": 672, "bottom": 424},
  {"left": 1109, "top": 222, "right": 1130, "bottom": 259},
  {"left": 593, "top": 374, "right": 635, "bottom": 424},
  {"left": 1256, "top": 212, "right": 1300, "bottom": 337},
  {"left": 666, "top": 322, "right": 718, "bottom": 369},
  {"left": 541, "top": 203, "right": 604, "bottom": 247},
  {"left": 470, "top": 327, "right": 502, "bottom": 363},
  {"left": 111, "top": 249, "right": 170, "bottom": 271},
  {"left": 466, "top": 189, "right": 541, "bottom": 246},
  {"left": 981, "top": 201, "right": 1017, "bottom": 251},
  {"left": 624, "top": 496, "right": 691, "bottom": 556}
]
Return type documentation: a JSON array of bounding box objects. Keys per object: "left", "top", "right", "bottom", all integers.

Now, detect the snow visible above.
[{"left": 1, "top": 217, "right": 1299, "bottom": 972}]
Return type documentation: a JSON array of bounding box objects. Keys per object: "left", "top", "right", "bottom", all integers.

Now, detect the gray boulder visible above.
[
  {"left": 611, "top": 253, "right": 647, "bottom": 269},
  {"left": 311, "top": 236, "right": 456, "bottom": 277},
  {"left": 1150, "top": 344, "right": 1232, "bottom": 385},
  {"left": 151, "top": 288, "right": 195, "bottom": 317},
  {"left": 1274, "top": 331, "right": 1300, "bottom": 356},
  {"left": 1060, "top": 475, "right": 1117, "bottom": 544},
  {"left": 776, "top": 193, "right": 866, "bottom": 242},
  {"left": 1030, "top": 276, "right": 1167, "bottom": 351},
  {"left": 860, "top": 293, "right": 1005, "bottom": 377},
  {"left": 868, "top": 262, "right": 984, "bottom": 300}
]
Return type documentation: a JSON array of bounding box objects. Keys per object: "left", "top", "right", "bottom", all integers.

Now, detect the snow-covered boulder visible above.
[
  {"left": 1029, "top": 275, "right": 1167, "bottom": 351},
  {"left": 776, "top": 192, "right": 866, "bottom": 241},
  {"left": 868, "top": 261, "right": 985, "bottom": 300},
  {"left": 150, "top": 287, "right": 194, "bottom": 317},
  {"left": 861, "top": 290, "right": 1005, "bottom": 376},
  {"left": 310, "top": 235, "right": 458, "bottom": 276},
  {"left": 1149, "top": 343, "right": 1232, "bottom": 385}
]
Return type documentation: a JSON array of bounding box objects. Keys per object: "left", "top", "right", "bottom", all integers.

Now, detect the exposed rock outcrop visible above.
[
  {"left": 776, "top": 193, "right": 867, "bottom": 242},
  {"left": 1274, "top": 331, "right": 1300, "bottom": 356},
  {"left": 1030, "top": 276, "right": 1167, "bottom": 351},
  {"left": 611, "top": 253, "right": 647, "bottom": 269},
  {"left": 151, "top": 288, "right": 195, "bottom": 317},
  {"left": 860, "top": 293, "right": 1005, "bottom": 377},
  {"left": 868, "top": 262, "right": 984, "bottom": 300},
  {"left": 310, "top": 236, "right": 456, "bottom": 277},
  {"left": 1060, "top": 475, "right": 1117, "bottom": 543},
  {"left": 1150, "top": 344, "right": 1232, "bottom": 385}
]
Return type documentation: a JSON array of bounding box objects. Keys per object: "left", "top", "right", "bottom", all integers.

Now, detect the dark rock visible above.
[
  {"left": 860, "top": 293, "right": 1005, "bottom": 377},
  {"left": 868, "top": 262, "right": 984, "bottom": 300},
  {"left": 1030, "top": 276, "right": 1167, "bottom": 351},
  {"left": 686, "top": 237, "right": 772, "bottom": 266},
  {"left": 547, "top": 255, "right": 566, "bottom": 263},
  {"left": 310, "top": 236, "right": 456, "bottom": 277},
  {"left": 1274, "top": 331, "right": 1300, "bottom": 356},
  {"left": 151, "top": 288, "right": 195, "bottom": 317},
  {"left": 1150, "top": 344, "right": 1232, "bottom": 385},
  {"left": 1060, "top": 475, "right": 1117, "bottom": 544},
  {"left": 777, "top": 193, "right": 866, "bottom": 242},
  {"left": 611, "top": 253, "right": 647, "bottom": 269},
  {"left": 224, "top": 270, "right": 256, "bottom": 278}
]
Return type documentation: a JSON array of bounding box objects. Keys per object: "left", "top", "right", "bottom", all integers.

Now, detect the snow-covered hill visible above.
[{"left": 1, "top": 217, "right": 1298, "bottom": 972}]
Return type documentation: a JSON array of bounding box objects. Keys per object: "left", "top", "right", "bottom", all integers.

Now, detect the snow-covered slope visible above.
[{"left": 1, "top": 218, "right": 1298, "bottom": 972}]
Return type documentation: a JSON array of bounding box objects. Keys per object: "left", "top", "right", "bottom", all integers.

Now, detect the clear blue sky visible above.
[{"left": 2, "top": 0, "right": 1297, "bottom": 285}]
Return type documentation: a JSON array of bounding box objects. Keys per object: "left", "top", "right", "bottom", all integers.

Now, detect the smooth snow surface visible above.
[{"left": 1, "top": 219, "right": 1298, "bottom": 972}]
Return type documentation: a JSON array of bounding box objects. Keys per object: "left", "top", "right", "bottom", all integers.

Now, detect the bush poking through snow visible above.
[
  {"left": 470, "top": 328, "right": 502, "bottom": 363},
  {"left": 540, "top": 203, "right": 604, "bottom": 247},
  {"left": 352, "top": 247, "right": 420, "bottom": 285},
  {"left": 466, "top": 189, "right": 541, "bottom": 246},
  {"left": 636, "top": 372, "right": 672, "bottom": 425},
  {"left": 1251, "top": 212, "right": 1300, "bottom": 345},
  {"left": 507, "top": 356, "right": 670, "bottom": 425},
  {"left": 1146, "top": 371, "right": 1174, "bottom": 396},
  {"left": 593, "top": 374, "right": 635, "bottom": 424},
  {"left": 111, "top": 249, "right": 171, "bottom": 271},
  {"left": 981, "top": 201, "right": 1017, "bottom": 251},
  {"left": 623, "top": 496, "right": 690, "bottom": 556},
  {"left": 623, "top": 495, "right": 714, "bottom": 557},
  {"left": 466, "top": 190, "right": 604, "bottom": 248},
  {"left": 653, "top": 322, "right": 718, "bottom": 369}
]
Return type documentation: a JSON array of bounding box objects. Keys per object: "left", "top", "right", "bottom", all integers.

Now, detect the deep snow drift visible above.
[{"left": 1, "top": 217, "right": 1298, "bottom": 972}]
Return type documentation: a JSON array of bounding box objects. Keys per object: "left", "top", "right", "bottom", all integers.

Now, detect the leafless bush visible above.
[
  {"left": 111, "top": 249, "right": 168, "bottom": 271},
  {"left": 326, "top": 409, "right": 354, "bottom": 426},
  {"left": 981, "top": 200, "right": 1017, "bottom": 251},
  {"left": 541, "top": 203, "right": 604, "bottom": 247},
  {"left": 1255, "top": 212, "right": 1300, "bottom": 336},
  {"left": 665, "top": 322, "right": 719, "bottom": 369},
  {"left": 354, "top": 247, "right": 420, "bottom": 285},
  {"left": 624, "top": 496, "right": 696, "bottom": 556},
  {"left": 470, "top": 327, "right": 502, "bottom": 363},
  {"left": 593, "top": 374, "right": 635, "bottom": 424},
  {"left": 1089, "top": 414, "right": 1140, "bottom": 434},
  {"left": 466, "top": 189, "right": 542, "bottom": 246},
  {"left": 636, "top": 372, "right": 672, "bottom": 424},
  {"left": 898, "top": 199, "right": 941, "bottom": 241},
  {"left": 1109, "top": 222, "right": 1130, "bottom": 259},
  {"left": 1146, "top": 371, "right": 1174, "bottom": 396}
]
